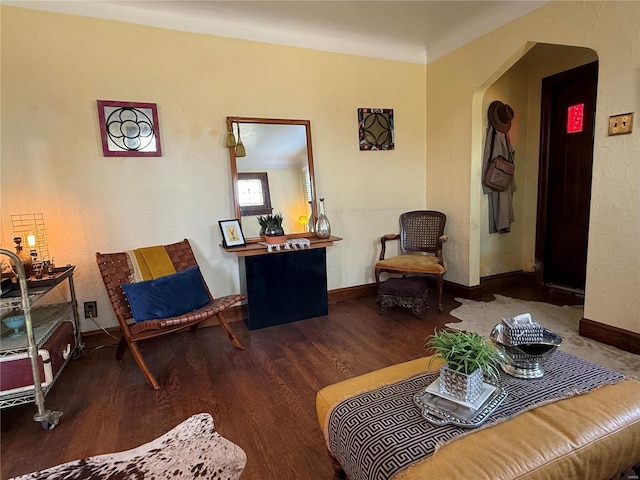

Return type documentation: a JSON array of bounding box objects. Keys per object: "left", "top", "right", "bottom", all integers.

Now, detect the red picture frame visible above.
[{"left": 97, "top": 100, "right": 162, "bottom": 157}]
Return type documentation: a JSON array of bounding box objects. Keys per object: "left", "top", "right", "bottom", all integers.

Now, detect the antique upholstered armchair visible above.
[
  {"left": 375, "top": 211, "right": 448, "bottom": 313},
  {"left": 96, "top": 238, "right": 245, "bottom": 389}
]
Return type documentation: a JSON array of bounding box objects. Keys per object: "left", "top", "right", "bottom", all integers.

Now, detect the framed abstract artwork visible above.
[
  {"left": 358, "top": 108, "right": 394, "bottom": 150},
  {"left": 97, "top": 100, "right": 162, "bottom": 156}
]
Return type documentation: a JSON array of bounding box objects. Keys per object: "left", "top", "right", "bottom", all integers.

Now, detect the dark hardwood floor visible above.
[{"left": 0, "top": 282, "right": 578, "bottom": 480}]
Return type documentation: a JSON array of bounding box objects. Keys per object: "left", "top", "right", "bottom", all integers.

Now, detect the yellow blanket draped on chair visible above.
[{"left": 127, "top": 246, "right": 176, "bottom": 282}]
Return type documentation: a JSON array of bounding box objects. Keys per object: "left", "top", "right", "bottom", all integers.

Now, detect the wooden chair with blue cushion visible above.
[
  {"left": 375, "top": 211, "right": 448, "bottom": 313},
  {"left": 96, "top": 238, "right": 245, "bottom": 390}
]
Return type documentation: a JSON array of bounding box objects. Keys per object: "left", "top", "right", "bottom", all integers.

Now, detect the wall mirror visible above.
[{"left": 227, "top": 117, "right": 318, "bottom": 241}]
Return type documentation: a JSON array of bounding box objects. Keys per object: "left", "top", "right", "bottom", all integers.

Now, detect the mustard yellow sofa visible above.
[{"left": 316, "top": 356, "right": 640, "bottom": 480}]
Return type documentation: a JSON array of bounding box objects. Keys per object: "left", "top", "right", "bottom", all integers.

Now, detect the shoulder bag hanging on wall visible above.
[{"left": 483, "top": 128, "right": 514, "bottom": 192}]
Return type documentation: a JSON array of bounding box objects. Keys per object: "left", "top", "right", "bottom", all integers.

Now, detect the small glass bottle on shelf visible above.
[
  {"left": 12, "top": 237, "right": 33, "bottom": 277},
  {"left": 47, "top": 258, "right": 56, "bottom": 277},
  {"left": 307, "top": 201, "right": 315, "bottom": 233},
  {"left": 315, "top": 198, "right": 331, "bottom": 239}
]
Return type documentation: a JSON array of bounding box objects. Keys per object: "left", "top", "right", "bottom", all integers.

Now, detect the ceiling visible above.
[
  {"left": 7, "top": 1, "right": 547, "bottom": 64},
  {"left": 236, "top": 122, "right": 308, "bottom": 170}
]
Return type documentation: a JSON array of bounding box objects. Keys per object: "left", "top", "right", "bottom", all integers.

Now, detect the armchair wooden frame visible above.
[
  {"left": 96, "top": 238, "right": 245, "bottom": 390},
  {"left": 375, "top": 211, "right": 448, "bottom": 313}
]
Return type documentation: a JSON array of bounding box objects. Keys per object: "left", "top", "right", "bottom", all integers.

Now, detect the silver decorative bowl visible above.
[{"left": 490, "top": 323, "right": 562, "bottom": 379}]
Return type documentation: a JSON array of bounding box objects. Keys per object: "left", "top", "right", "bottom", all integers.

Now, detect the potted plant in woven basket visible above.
[
  {"left": 426, "top": 329, "right": 500, "bottom": 404},
  {"left": 257, "top": 213, "right": 286, "bottom": 244}
]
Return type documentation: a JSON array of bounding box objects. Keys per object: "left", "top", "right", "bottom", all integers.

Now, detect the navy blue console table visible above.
[{"left": 223, "top": 235, "right": 341, "bottom": 330}]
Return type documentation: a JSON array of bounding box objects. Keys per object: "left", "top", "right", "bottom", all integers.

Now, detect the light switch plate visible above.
[{"left": 608, "top": 112, "right": 633, "bottom": 136}]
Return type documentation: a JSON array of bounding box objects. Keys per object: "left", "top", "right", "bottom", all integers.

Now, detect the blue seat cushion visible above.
[{"left": 121, "top": 265, "right": 210, "bottom": 322}]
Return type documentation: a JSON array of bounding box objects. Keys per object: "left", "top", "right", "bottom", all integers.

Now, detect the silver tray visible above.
[{"left": 413, "top": 383, "right": 507, "bottom": 428}]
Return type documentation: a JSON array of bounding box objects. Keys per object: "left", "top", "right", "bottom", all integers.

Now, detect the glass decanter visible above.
[{"left": 315, "top": 198, "right": 331, "bottom": 239}]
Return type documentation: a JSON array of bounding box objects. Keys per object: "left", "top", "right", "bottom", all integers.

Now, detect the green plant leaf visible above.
[{"left": 425, "top": 329, "right": 499, "bottom": 378}]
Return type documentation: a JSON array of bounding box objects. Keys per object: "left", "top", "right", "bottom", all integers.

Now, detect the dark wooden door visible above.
[{"left": 536, "top": 62, "right": 598, "bottom": 292}]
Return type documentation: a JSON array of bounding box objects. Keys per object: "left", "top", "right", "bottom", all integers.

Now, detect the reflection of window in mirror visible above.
[
  {"left": 238, "top": 172, "right": 273, "bottom": 216},
  {"left": 302, "top": 165, "right": 312, "bottom": 203}
]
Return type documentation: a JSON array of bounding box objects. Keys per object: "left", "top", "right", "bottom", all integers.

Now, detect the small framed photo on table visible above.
[{"left": 219, "top": 219, "right": 245, "bottom": 247}]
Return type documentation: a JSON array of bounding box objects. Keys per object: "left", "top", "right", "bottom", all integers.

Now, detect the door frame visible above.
[{"left": 534, "top": 61, "right": 598, "bottom": 287}]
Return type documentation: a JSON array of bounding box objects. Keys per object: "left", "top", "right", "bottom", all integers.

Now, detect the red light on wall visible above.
[{"left": 567, "top": 103, "right": 584, "bottom": 133}]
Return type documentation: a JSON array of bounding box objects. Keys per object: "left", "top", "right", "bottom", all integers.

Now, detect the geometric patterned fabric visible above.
[{"left": 327, "top": 351, "right": 625, "bottom": 480}]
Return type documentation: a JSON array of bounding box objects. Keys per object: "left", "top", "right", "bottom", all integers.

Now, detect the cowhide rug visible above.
[
  {"left": 447, "top": 294, "right": 639, "bottom": 378},
  {"left": 9, "top": 413, "right": 246, "bottom": 480}
]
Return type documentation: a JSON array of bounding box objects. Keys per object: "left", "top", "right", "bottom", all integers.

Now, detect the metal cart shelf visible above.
[{"left": 0, "top": 249, "right": 83, "bottom": 429}]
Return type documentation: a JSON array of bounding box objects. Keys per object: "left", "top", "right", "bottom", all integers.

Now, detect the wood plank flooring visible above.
[{"left": 0, "top": 285, "right": 574, "bottom": 480}]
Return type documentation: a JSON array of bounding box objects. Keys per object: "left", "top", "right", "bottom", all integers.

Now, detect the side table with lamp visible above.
[{"left": 0, "top": 248, "right": 83, "bottom": 430}]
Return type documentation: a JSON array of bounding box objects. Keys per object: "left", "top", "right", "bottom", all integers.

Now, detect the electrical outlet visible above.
[
  {"left": 84, "top": 301, "right": 97, "bottom": 318},
  {"left": 608, "top": 112, "right": 633, "bottom": 136}
]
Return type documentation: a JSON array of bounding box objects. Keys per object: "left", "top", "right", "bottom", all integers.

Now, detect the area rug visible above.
[{"left": 447, "top": 294, "right": 639, "bottom": 378}]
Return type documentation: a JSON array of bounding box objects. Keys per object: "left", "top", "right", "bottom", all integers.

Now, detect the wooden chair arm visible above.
[
  {"left": 435, "top": 235, "right": 448, "bottom": 266},
  {"left": 379, "top": 234, "right": 400, "bottom": 261},
  {"left": 382, "top": 234, "right": 399, "bottom": 240}
]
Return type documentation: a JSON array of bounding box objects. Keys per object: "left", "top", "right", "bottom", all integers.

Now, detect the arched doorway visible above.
[{"left": 478, "top": 43, "right": 598, "bottom": 295}]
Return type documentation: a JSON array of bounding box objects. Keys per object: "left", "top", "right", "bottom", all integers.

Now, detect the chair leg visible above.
[
  {"left": 216, "top": 311, "right": 245, "bottom": 350},
  {"left": 128, "top": 340, "right": 160, "bottom": 390},
  {"left": 375, "top": 268, "right": 383, "bottom": 309},
  {"left": 436, "top": 274, "right": 443, "bottom": 313}
]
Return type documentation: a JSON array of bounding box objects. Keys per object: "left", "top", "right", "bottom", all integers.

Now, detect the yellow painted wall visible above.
[
  {"left": 0, "top": 6, "right": 426, "bottom": 331},
  {"left": 427, "top": 1, "right": 640, "bottom": 333},
  {"left": 3, "top": 2, "right": 638, "bottom": 336}
]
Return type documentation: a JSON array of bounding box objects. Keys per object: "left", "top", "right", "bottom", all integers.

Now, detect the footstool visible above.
[
  {"left": 316, "top": 356, "right": 640, "bottom": 480},
  {"left": 377, "top": 277, "right": 429, "bottom": 318}
]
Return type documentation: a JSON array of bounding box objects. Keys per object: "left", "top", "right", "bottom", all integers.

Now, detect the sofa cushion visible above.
[{"left": 121, "top": 265, "right": 209, "bottom": 322}]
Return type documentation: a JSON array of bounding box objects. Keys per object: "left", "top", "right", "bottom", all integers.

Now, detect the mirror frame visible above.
[{"left": 227, "top": 116, "right": 318, "bottom": 242}]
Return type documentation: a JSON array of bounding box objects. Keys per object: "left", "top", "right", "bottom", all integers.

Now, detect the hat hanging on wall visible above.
[{"left": 488, "top": 100, "right": 514, "bottom": 133}]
